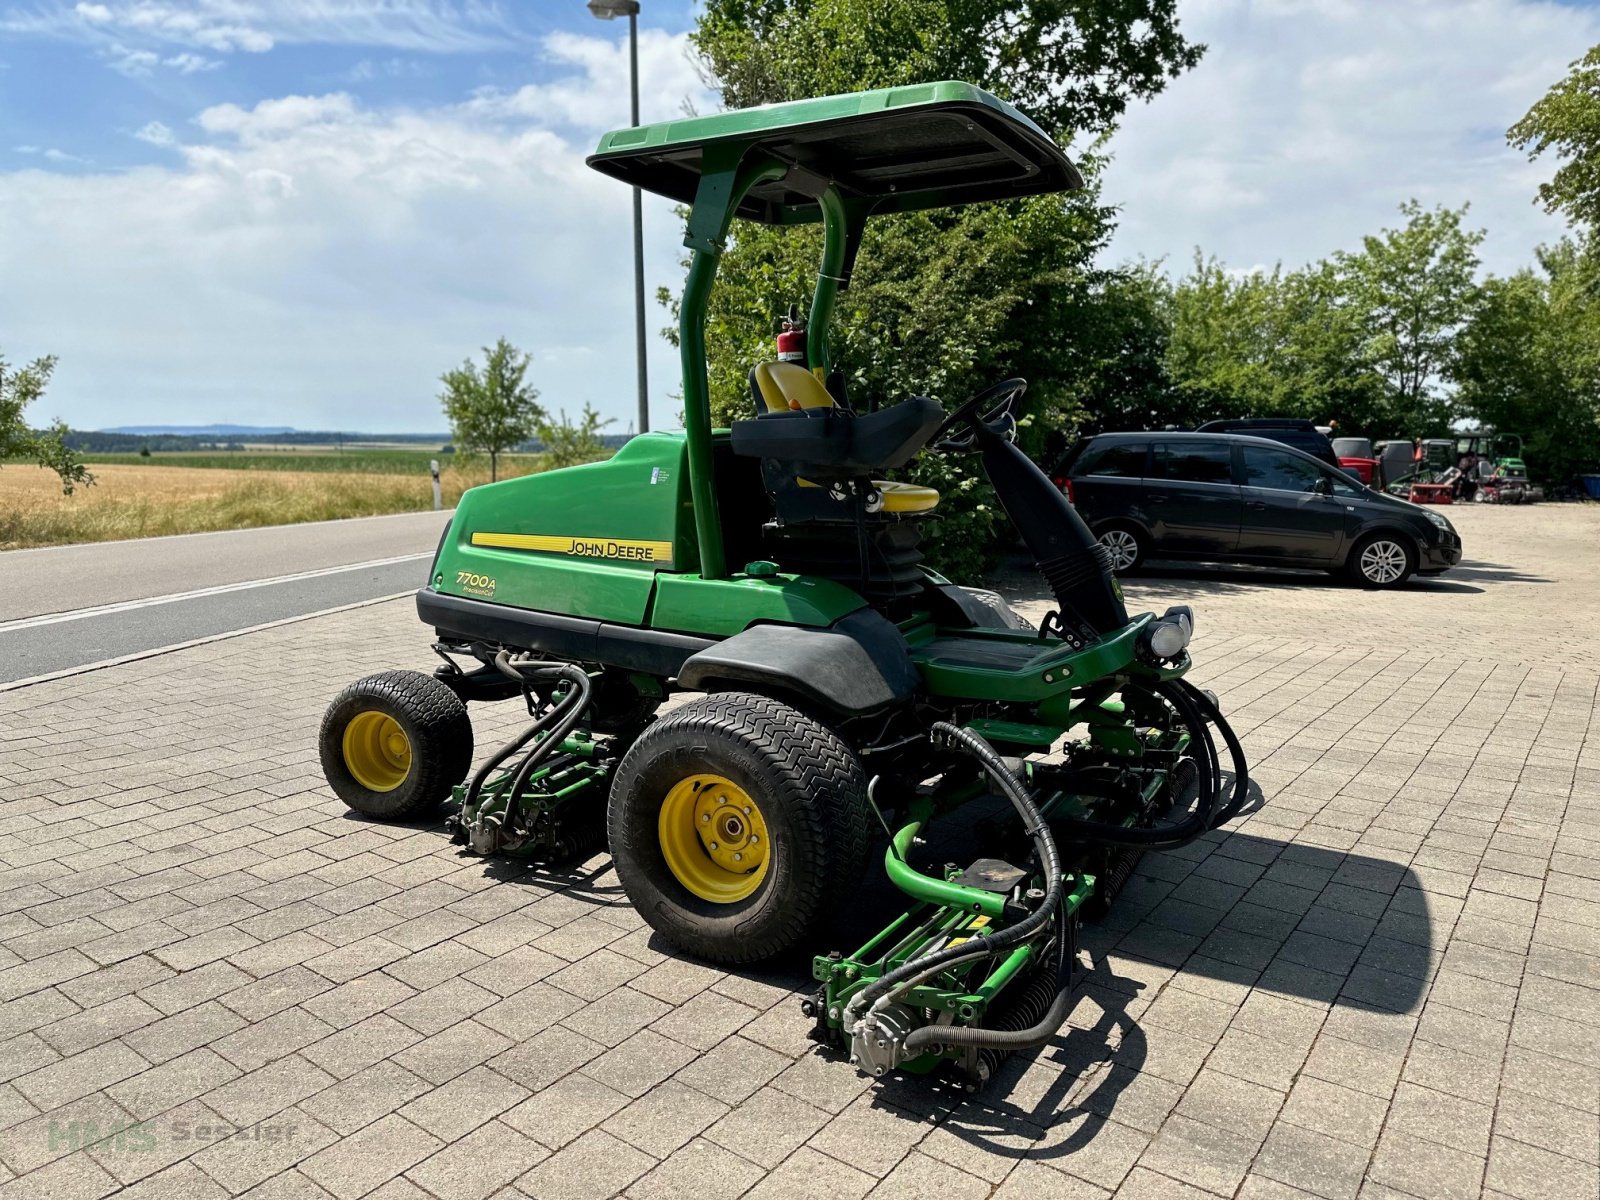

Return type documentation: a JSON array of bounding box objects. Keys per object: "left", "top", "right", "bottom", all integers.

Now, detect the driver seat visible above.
[{"left": 748, "top": 362, "right": 939, "bottom": 515}]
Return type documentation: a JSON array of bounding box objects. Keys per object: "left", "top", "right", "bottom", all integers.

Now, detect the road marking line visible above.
[
  {"left": 0, "top": 591, "right": 415, "bottom": 692},
  {"left": 0, "top": 553, "right": 432, "bottom": 633}
]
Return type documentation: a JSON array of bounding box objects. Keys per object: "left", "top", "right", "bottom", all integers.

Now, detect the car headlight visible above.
[{"left": 1423, "top": 510, "right": 1451, "bottom": 533}]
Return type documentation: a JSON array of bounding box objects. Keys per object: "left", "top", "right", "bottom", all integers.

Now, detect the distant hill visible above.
[{"left": 102, "top": 424, "right": 299, "bottom": 436}]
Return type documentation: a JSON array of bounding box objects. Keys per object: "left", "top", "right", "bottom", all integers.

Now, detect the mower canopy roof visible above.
[{"left": 587, "top": 81, "right": 1081, "bottom": 224}]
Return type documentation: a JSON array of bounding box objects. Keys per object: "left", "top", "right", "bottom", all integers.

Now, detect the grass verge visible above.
[{"left": 0, "top": 461, "right": 540, "bottom": 550}]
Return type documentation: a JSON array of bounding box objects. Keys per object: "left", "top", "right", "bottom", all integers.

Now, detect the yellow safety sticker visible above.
[{"left": 470, "top": 532, "right": 673, "bottom": 565}]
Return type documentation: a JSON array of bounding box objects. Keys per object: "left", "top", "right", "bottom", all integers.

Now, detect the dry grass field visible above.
[{"left": 0, "top": 460, "right": 536, "bottom": 550}]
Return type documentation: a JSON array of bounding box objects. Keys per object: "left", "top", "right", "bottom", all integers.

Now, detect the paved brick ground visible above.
[{"left": 1, "top": 502, "right": 1597, "bottom": 1200}]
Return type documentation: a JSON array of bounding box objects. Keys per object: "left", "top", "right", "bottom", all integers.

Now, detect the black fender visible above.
[{"left": 676, "top": 609, "right": 920, "bottom": 718}]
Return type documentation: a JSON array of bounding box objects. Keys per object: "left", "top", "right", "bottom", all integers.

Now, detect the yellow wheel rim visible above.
[
  {"left": 658, "top": 774, "right": 770, "bottom": 904},
  {"left": 342, "top": 711, "right": 412, "bottom": 793}
]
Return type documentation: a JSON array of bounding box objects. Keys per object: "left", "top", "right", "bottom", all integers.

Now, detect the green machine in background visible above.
[{"left": 319, "top": 81, "right": 1251, "bottom": 1090}]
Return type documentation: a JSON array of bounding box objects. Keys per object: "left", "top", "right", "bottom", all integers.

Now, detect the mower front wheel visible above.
[
  {"left": 320, "top": 671, "right": 473, "bottom": 821},
  {"left": 607, "top": 692, "right": 869, "bottom": 964}
]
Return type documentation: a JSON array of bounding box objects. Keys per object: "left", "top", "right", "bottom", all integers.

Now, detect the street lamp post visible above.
[{"left": 587, "top": 0, "right": 649, "bottom": 435}]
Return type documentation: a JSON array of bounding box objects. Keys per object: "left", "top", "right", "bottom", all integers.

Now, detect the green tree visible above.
[
  {"left": 1453, "top": 236, "right": 1600, "bottom": 486},
  {"left": 1162, "top": 257, "right": 1386, "bottom": 433},
  {"left": 1335, "top": 201, "right": 1485, "bottom": 434},
  {"left": 0, "top": 349, "right": 93, "bottom": 495},
  {"left": 681, "top": 0, "right": 1204, "bottom": 577},
  {"left": 695, "top": 0, "right": 1204, "bottom": 137},
  {"left": 536, "top": 404, "right": 615, "bottom": 469},
  {"left": 1509, "top": 46, "right": 1600, "bottom": 230},
  {"left": 439, "top": 338, "right": 544, "bottom": 482}
]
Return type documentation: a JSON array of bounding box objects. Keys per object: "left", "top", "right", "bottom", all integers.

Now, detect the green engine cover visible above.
[{"left": 430, "top": 433, "right": 866, "bottom": 637}]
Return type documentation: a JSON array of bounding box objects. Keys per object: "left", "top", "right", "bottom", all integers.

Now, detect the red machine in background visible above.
[{"left": 1331, "top": 435, "right": 1383, "bottom": 487}]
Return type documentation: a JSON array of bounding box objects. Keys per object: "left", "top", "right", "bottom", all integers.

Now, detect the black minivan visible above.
[{"left": 1053, "top": 432, "right": 1462, "bottom": 588}]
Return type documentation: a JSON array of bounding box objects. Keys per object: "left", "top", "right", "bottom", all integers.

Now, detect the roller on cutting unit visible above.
[{"left": 317, "top": 81, "right": 1252, "bottom": 1091}]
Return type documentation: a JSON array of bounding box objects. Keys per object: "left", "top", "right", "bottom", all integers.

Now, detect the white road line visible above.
[
  {"left": 0, "top": 591, "right": 415, "bottom": 692},
  {"left": 0, "top": 553, "right": 432, "bottom": 633}
]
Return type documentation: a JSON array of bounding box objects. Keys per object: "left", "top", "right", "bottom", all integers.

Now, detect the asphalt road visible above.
[{"left": 0, "top": 511, "right": 452, "bottom": 685}]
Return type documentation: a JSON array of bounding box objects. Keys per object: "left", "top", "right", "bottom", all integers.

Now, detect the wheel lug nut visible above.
[
  {"left": 709, "top": 842, "right": 719, "bottom": 850},
  {"left": 742, "top": 806, "right": 751, "bottom": 815},
  {"left": 700, "top": 814, "right": 709, "bottom": 823},
  {"left": 749, "top": 835, "right": 759, "bottom": 845},
  {"left": 734, "top": 853, "right": 742, "bottom": 862}
]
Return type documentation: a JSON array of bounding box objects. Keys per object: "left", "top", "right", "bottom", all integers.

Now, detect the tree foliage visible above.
[
  {"left": 1, "top": 349, "right": 93, "bottom": 495},
  {"left": 1163, "top": 257, "right": 1384, "bottom": 433},
  {"left": 439, "top": 338, "right": 543, "bottom": 482},
  {"left": 1334, "top": 201, "right": 1485, "bottom": 434},
  {"left": 695, "top": 0, "right": 1204, "bottom": 140},
  {"left": 1509, "top": 45, "right": 1600, "bottom": 231},
  {"left": 1452, "top": 236, "right": 1600, "bottom": 484},
  {"left": 536, "top": 403, "right": 615, "bottom": 469}
]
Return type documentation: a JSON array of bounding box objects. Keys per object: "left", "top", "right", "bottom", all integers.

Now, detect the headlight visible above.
[
  {"left": 1142, "top": 605, "right": 1195, "bottom": 661},
  {"left": 1424, "top": 510, "right": 1451, "bottom": 532}
]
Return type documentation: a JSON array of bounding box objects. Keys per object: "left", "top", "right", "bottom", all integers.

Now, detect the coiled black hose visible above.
[
  {"left": 848, "top": 722, "right": 1064, "bottom": 1022},
  {"left": 460, "top": 655, "right": 590, "bottom": 821},
  {"left": 1041, "top": 678, "right": 1247, "bottom": 849}
]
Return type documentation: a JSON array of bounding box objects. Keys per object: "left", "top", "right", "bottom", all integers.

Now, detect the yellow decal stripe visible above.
[{"left": 471, "top": 532, "right": 674, "bottom": 564}]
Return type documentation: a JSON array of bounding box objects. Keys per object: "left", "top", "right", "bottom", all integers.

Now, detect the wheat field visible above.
[{"left": 0, "top": 461, "right": 534, "bottom": 550}]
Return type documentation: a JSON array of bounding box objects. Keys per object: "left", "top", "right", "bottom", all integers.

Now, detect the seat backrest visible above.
[{"left": 752, "top": 361, "right": 836, "bottom": 413}]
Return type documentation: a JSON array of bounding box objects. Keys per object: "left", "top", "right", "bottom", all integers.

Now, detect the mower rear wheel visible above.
[
  {"left": 320, "top": 671, "right": 473, "bottom": 821},
  {"left": 607, "top": 691, "right": 869, "bottom": 964}
]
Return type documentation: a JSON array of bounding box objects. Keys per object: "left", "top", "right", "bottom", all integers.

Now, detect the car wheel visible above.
[
  {"left": 1346, "top": 533, "right": 1415, "bottom": 589},
  {"left": 1095, "top": 524, "right": 1146, "bottom": 574}
]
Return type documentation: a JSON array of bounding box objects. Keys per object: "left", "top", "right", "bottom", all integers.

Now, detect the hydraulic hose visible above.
[
  {"left": 502, "top": 666, "right": 592, "bottom": 833},
  {"left": 847, "top": 722, "right": 1063, "bottom": 1024},
  {"left": 1180, "top": 680, "right": 1252, "bottom": 829},
  {"left": 461, "top": 655, "right": 588, "bottom": 816},
  {"left": 903, "top": 967, "right": 1073, "bottom": 1055},
  {"left": 1042, "top": 678, "right": 1237, "bottom": 849}
]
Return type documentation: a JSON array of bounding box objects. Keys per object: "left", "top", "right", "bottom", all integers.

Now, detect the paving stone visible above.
[
  {"left": 297, "top": 1113, "right": 441, "bottom": 1200},
  {"left": 1138, "top": 1111, "right": 1261, "bottom": 1196},
  {"left": 517, "top": 1128, "right": 654, "bottom": 1200},
  {"left": 1385, "top": 1081, "right": 1494, "bottom": 1157},
  {"left": 1254, "top": 1120, "right": 1371, "bottom": 1200},
  {"left": 625, "top": 1136, "right": 765, "bottom": 1200},
  {"left": 403, "top": 1120, "right": 544, "bottom": 1200},
  {"left": 1367, "top": 1128, "right": 1485, "bottom": 1200},
  {"left": 1484, "top": 1133, "right": 1600, "bottom": 1200},
  {"left": 743, "top": 1144, "right": 875, "bottom": 1200},
  {"left": 702, "top": 1088, "right": 831, "bottom": 1170}
]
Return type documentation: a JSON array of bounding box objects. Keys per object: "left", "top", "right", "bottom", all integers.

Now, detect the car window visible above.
[
  {"left": 1074, "top": 441, "right": 1147, "bottom": 478},
  {"left": 1241, "top": 445, "right": 1325, "bottom": 492},
  {"left": 1153, "top": 442, "right": 1233, "bottom": 484},
  {"left": 1330, "top": 473, "right": 1364, "bottom": 497}
]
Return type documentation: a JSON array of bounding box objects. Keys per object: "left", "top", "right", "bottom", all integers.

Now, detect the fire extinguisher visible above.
[{"left": 777, "top": 304, "right": 806, "bottom": 365}]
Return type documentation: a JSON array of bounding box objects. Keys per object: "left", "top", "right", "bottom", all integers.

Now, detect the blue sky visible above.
[{"left": 1, "top": 1, "right": 1596, "bottom": 433}]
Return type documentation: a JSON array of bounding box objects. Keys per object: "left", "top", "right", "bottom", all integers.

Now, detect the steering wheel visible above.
[{"left": 932, "top": 377, "right": 1027, "bottom": 452}]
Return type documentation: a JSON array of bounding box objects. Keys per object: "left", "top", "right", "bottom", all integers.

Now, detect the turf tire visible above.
[
  {"left": 607, "top": 691, "right": 869, "bottom": 964},
  {"left": 320, "top": 670, "right": 474, "bottom": 820}
]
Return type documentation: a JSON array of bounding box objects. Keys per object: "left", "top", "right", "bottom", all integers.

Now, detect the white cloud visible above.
[
  {"left": 12, "top": 144, "right": 86, "bottom": 163},
  {"left": 1101, "top": 0, "right": 1600, "bottom": 278},
  {"left": 107, "top": 42, "right": 158, "bottom": 75},
  {"left": 4, "top": 1, "right": 522, "bottom": 59},
  {"left": 164, "top": 51, "right": 221, "bottom": 73},
  {"left": 0, "top": 31, "right": 712, "bottom": 433},
  {"left": 134, "top": 120, "right": 175, "bottom": 147}
]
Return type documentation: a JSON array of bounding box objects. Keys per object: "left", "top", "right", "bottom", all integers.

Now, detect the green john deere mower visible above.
[{"left": 320, "top": 81, "right": 1251, "bottom": 1090}]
